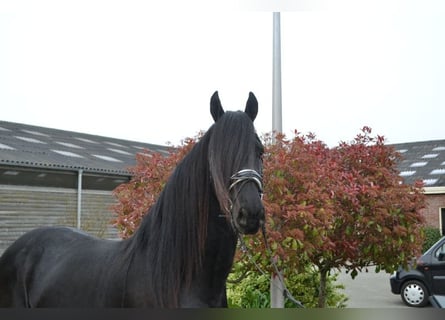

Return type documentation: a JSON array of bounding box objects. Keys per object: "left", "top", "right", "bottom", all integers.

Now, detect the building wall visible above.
[
  {"left": 0, "top": 185, "right": 119, "bottom": 255},
  {"left": 422, "top": 193, "right": 445, "bottom": 231}
]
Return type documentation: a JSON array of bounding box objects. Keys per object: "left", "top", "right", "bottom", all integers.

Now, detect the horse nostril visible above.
[{"left": 238, "top": 207, "right": 264, "bottom": 221}]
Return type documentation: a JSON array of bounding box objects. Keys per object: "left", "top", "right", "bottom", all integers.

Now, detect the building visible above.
[
  {"left": 391, "top": 140, "right": 445, "bottom": 234},
  {"left": 0, "top": 120, "right": 169, "bottom": 255},
  {"left": 0, "top": 120, "right": 444, "bottom": 255}
]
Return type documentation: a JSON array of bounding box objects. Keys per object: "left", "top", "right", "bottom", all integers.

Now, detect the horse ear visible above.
[
  {"left": 245, "top": 92, "right": 258, "bottom": 122},
  {"left": 210, "top": 91, "right": 224, "bottom": 122}
]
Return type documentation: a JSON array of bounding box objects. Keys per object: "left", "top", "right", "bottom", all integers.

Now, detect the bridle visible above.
[{"left": 226, "top": 168, "right": 304, "bottom": 308}]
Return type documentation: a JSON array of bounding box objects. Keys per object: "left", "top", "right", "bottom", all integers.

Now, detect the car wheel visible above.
[{"left": 401, "top": 280, "right": 429, "bottom": 307}]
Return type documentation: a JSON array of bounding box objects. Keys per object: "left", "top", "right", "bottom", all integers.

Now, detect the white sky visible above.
[{"left": 1, "top": 0, "right": 444, "bottom": 147}]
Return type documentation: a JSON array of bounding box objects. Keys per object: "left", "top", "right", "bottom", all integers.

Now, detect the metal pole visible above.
[
  {"left": 272, "top": 12, "right": 282, "bottom": 135},
  {"left": 77, "top": 169, "right": 83, "bottom": 229},
  {"left": 271, "top": 12, "right": 285, "bottom": 308}
]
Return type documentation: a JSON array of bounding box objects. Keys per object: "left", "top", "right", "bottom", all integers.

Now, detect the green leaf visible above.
[{"left": 291, "top": 238, "right": 298, "bottom": 250}]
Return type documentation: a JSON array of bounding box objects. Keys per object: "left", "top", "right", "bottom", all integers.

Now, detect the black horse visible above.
[{"left": 0, "top": 91, "right": 265, "bottom": 307}]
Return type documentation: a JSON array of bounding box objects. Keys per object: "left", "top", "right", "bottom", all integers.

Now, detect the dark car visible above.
[{"left": 390, "top": 236, "right": 445, "bottom": 307}]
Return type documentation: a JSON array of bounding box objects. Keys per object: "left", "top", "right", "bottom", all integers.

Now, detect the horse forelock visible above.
[{"left": 208, "top": 111, "right": 258, "bottom": 218}]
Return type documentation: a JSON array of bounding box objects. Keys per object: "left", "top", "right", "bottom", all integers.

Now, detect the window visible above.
[{"left": 435, "top": 241, "right": 445, "bottom": 260}]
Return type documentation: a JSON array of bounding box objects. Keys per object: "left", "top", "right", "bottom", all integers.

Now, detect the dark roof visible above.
[
  {"left": 1, "top": 121, "right": 444, "bottom": 188},
  {"left": 391, "top": 140, "right": 445, "bottom": 188},
  {"left": 0, "top": 121, "right": 171, "bottom": 176}
]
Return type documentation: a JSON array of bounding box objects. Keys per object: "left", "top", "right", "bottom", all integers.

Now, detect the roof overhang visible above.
[{"left": 424, "top": 186, "right": 445, "bottom": 195}]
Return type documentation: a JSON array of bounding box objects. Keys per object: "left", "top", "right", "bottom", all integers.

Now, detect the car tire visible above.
[{"left": 401, "top": 280, "right": 429, "bottom": 307}]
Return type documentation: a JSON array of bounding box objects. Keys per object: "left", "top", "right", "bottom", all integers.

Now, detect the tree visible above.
[
  {"left": 112, "top": 127, "right": 426, "bottom": 308},
  {"left": 248, "top": 127, "right": 426, "bottom": 307}
]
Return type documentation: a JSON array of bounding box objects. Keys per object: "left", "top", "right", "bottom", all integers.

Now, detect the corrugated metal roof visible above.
[
  {"left": 391, "top": 140, "right": 445, "bottom": 187},
  {"left": 0, "top": 121, "right": 171, "bottom": 176}
]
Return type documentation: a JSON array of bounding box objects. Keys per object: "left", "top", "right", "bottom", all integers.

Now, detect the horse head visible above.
[{"left": 208, "top": 91, "right": 265, "bottom": 235}]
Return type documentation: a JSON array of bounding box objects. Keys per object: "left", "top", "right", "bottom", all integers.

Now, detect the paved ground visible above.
[{"left": 335, "top": 266, "right": 412, "bottom": 308}]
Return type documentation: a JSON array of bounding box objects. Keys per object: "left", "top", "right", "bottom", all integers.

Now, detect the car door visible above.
[{"left": 430, "top": 241, "right": 445, "bottom": 295}]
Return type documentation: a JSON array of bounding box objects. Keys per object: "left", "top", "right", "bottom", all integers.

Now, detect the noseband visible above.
[{"left": 228, "top": 169, "right": 263, "bottom": 198}]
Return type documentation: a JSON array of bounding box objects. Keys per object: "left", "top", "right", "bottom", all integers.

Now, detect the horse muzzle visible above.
[
  {"left": 228, "top": 168, "right": 265, "bottom": 235},
  {"left": 233, "top": 205, "right": 265, "bottom": 235}
]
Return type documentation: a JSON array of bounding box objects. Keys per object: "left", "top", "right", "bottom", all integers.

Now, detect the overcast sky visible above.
[{"left": 1, "top": 0, "right": 444, "bottom": 147}]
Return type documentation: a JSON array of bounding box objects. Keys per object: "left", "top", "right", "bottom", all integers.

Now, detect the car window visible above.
[{"left": 434, "top": 242, "right": 445, "bottom": 259}]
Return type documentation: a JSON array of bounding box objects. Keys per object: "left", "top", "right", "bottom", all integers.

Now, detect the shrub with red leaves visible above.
[{"left": 253, "top": 127, "right": 425, "bottom": 306}]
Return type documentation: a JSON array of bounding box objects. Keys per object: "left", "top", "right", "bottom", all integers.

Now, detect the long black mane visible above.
[{"left": 130, "top": 110, "right": 259, "bottom": 307}]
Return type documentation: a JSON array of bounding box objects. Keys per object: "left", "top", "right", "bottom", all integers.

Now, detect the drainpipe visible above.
[{"left": 77, "top": 169, "right": 83, "bottom": 229}]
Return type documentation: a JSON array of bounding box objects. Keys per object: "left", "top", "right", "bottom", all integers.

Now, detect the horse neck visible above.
[{"left": 177, "top": 190, "right": 237, "bottom": 307}]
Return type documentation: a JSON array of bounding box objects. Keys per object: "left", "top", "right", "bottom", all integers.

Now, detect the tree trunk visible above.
[{"left": 318, "top": 268, "right": 329, "bottom": 308}]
